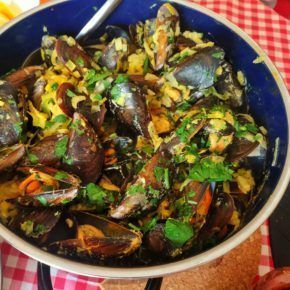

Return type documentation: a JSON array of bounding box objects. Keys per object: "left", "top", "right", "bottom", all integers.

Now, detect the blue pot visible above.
[{"left": 0, "top": 0, "right": 289, "bottom": 278}]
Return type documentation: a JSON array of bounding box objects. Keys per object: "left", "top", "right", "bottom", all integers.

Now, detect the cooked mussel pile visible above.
[{"left": 0, "top": 3, "right": 267, "bottom": 266}]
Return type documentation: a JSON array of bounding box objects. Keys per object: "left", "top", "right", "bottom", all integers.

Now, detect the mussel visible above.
[
  {"left": 173, "top": 46, "right": 225, "bottom": 89},
  {"left": 56, "top": 82, "right": 75, "bottom": 117},
  {"left": 12, "top": 208, "right": 62, "bottom": 242},
  {"left": 144, "top": 3, "right": 180, "bottom": 71},
  {"left": 216, "top": 61, "right": 244, "bottom": 108},
  {"left": 4, "top": 66, "right": 43, "bottom": 91},
  {"left": 16, "top": 166, "right": 80, "bottom": 207},
  {"left": 108, "top": 82, "right": 152, "bottom": 138},
  {"left": 55, "top": 37, "right": 93, "bottom": 74},
  {"left": 64, "top": 113, "right": 104, "bottom": 184},
  {"left": 41, "top": 35, "right": 57, "bottom": 66},
  {"left": 0, "top": 81, "right": 23, "bottom": 147},
  {"left": 0, "top": 144, "right": 25, "bottom": 172},
  {"left": 50, "top": 212, "right": 142, "bottom": 259},
  {"left": 100, "top": 37, "right": 130, "bottom": 71},
  {"left": 23, "top": 134, "right": 67, "bottom": 167},
  {"left": 109, "top": 149, "right": 173, "bottom": 219},
  {"left": 199, "top": 191, "right": 234, "bottom": 242}
]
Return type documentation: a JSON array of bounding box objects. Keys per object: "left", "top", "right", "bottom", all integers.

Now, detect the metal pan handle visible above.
[{"left": 37, "top": 262, "right": 163, "bottom": 290}]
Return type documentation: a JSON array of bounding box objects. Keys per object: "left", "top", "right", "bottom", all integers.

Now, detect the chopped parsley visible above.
[
  {"left": 66, "top": 89, "right": 76, "bottom": 98},
  {"left": 36, "top": 196, "right": 48, "bottom": 206},
  {"left": 76, "top": 57, "right": 85, "bottom": 67},
  {"left": 176, "top": 118, "right": 198, "bottom": 143},
  {"left": 235, "top": 121, "right": 259, "bottom": 138},
  {"left": 27, "top": 153, "right": 39, "bottom": 164},
  {"left": 85, "top": 70, "right": 111, "bottom": 86},
  {"left": 54, "top": 136, "right": 69, "bottom": 158},
  {"left": 189, "top": 157, "right": 233, "bottom": 182},
  {"left": 86, "top": 183, "right": 114, "bottom": 207},
  {"left": 54, "top": 171, "right": 69, "bottom": 180},
  {"left": 143, "top": 56, "right": 150, "bottom": 74},
  {"left": 154, "top": 167, "right": 170, "bottom": 189},
  {"left": 142, "top": 217, "right": 158, "bottom": 233},
  {"left": 164, "top": 219, "right": 194, "bottom": 248},
  {"left": 52, "top": 114, "right": 67, "bottom": 123},
  {"left": 51, "top": 82, "right": 59, "bottom": 91},
  {"left": 70, "top": 119, "right": 85, "bottom": 136},
  {"left": 115, "top": 74, "right": 129, "bottom": 84},
  {"left": 13, "top": 122, "right": 22, "bottom": 136},
  {"left": 127, "top": 184, "right": 146, "bottom": 196},
  {"left": 212, "top": 51, "right": 224, "bottom": 59}
]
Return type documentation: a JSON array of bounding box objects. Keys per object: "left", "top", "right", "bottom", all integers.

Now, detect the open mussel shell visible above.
[
  {"left": 50, "top": 212, "right": 142, "bottom": 259},
  {"left": 0, "top": 144, "right": 25, "bottom": 172},
  {"left": 63, "top": 113, "right": 104, "bottom": 184},
  {"left": 173, "top": 46, "right": 225, "bottom": 89},
  {"left": 0, "top": 81, "right": 23, "bottom": 147},
  {"left": 108, "top": 82, "right": 151, "bottom": 138},
  {"left": 16, "top": 166, "right": 80, "bottom": 207},
  {"left": 109, "top": 149, "right": 173, "bottom": 219}
]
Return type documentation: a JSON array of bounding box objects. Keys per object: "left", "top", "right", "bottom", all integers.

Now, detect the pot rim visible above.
[{"left": 0, "top": 0, "right": 289, "bottom": 279}]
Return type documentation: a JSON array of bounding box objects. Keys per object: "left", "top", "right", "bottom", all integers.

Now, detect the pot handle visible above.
[
  {"left": 37, "top": 262, "right": 163, "bottom": 290},
  {"left": 37, "top": 262, "right": 53, "bottom": 290}
]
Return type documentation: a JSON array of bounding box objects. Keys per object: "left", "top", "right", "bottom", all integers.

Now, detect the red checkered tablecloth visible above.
[{"left": 0, "top": 0, "right": 289, "bottom": 289}]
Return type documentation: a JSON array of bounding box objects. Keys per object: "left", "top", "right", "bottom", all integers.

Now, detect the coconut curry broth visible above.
[{"left": 0, "top": 3, "right": 267, "bottom": 265}]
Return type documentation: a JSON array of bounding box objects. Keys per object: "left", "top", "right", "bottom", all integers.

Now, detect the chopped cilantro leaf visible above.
[
  {"left": 54, "top": 171, "right": 69, "bottom": 180},
  {"left": 86, "top": 183, "right": 114, "bottom": 207},
  {"left": 27, "top": 153, "right": 39, "bottom": 164},
  {"left": 115, "top": 74, "right": 129, "bottom": 84},
  {"left": 90, "top": 93, "right": 103, "bottom": 102},
  {"left": 143, "top": 56, "right": 150, "bottom": 74},
  {"left": 53, "top": 114, "right": 67, "bottom": 123},
  {"left": 66, "top": 89, "right": 76, "bottom": 98},
  {"left": 154, "top": 167, "right": 164, "bottom": 183},
  {"left": 212, "top": 51, "right": 224, "bottom": 59},
  {"left": 127, "top": 184, "right": 146, "bottom": 196},
  {"left": 189, "top": 157, "right": 233, "bottom": 182},
  {"left": 36, "top": 196, "right": 48, "bottom": 206},
  {"left": 51, "top": 82, "right": 59, "bottom": 91},
  {"left": 142, "top": 217, "right": 158, "bottom": 233},
  {"left": 13, "top": 122, "right": 22, "bottom": 136},
  {"left": 54, "top": 136, "right": 69, "bottom": 158},
  {"left": 76, "top": 57, "right": 85, "bottom": 67},
  {"left": 70, "top": 119, "right": 85, "bottom": 136},
  {"left": 63, "top": 156, "right": 73, "bottom": 165},
  {"left": 164, "top": 219, "right": 194, "bottom": 248}
]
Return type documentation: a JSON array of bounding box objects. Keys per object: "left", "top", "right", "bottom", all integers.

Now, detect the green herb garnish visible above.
[
  {"left": 143, "top": 56, "right": 150, "bottom": 74},
  {"left": 164, "top": 218, "right": 194, "bottom": 248},
  {"left": 66, "top": 89, "right": 76, "bottom": 98},
  {"left": 212, "top": 51, "right": 224, "bottom": 59},
  {"left": 127, "top": 184, "right": 146, "bottom": 196},
  {"left": 36, "top": 196, "right": 48, "bottom": 206},
  {"left": 27, "top": 153, "right": 39, "bottom": 164},
  {"left": 51, "top": 82, "right": 59, "bottom": 91},
  {"left": 53, "top": 114, "right": 67, "bottom": 123},
  {"left": 115, "top": 74, "right": 129, "bottom": 84},
  {"left": 54, "top": 136, "right": 69, "bottom": 158},
  {"left": 76, "top": 57, "right": 85, "bottom": 67},
  {"left": 189, "top": 157, "right": 233, "bottom": 182},
  {"left": 142, "top": 217, "right": 158, "bottom": 233},
  {"left": 54, "top": 171, "right": 69, "bottom": 180}
]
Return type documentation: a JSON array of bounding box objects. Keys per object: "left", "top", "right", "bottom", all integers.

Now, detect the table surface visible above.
[{"left": 0, "top": 0, "right": 289, "bottom": 289}]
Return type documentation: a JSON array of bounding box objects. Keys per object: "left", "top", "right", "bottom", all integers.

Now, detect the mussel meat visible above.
[
  {"left": 51, "top": 212, "right": 142, "bottom": 259},
  {"left": 16, "top": 166, "right": 80, "bottom": 207}
]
